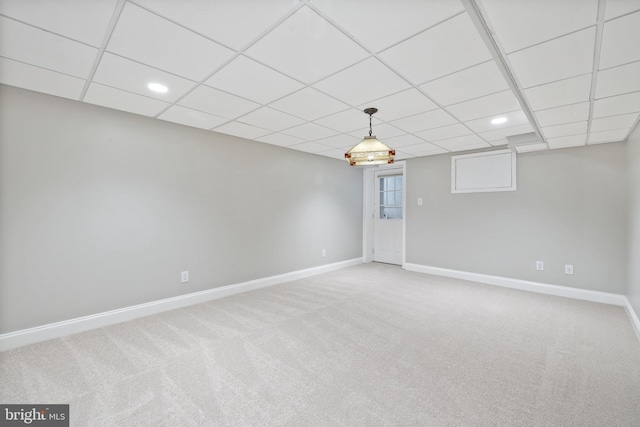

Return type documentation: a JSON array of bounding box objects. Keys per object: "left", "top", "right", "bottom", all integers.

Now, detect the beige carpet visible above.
[{"left": 1, "top": 263, "right": 639, "bottom": 426}]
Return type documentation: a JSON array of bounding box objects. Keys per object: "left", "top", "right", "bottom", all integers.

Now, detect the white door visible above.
[{"left": 374, "top": 171, "right": 403, "bottom": 265}]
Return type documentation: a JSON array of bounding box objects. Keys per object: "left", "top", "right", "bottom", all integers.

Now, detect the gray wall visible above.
[
  {"left": 405, "top": 143, "right": 628, "bottom": 294},
  {"left": 628, "top": 124, "right": 640, "bottom": 315},
  {"left": 0, "top": 85, "right": 363, "bottom": 334}
]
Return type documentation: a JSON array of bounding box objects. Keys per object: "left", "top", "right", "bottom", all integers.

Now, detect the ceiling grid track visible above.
[
  {"left": 307, "top": 4, "right": 493, "bottom": 153},
  {"left": 585, "top": 0, "right": 608, "bottom": 141},
  {"left": 147, "top": 2, "right": 308, "bottom": 121},
  {"left": 2, "top": 0, "right": 637, "bottom": 160},
  {"left": 461, "top": 0, "right": 548, "bottom": 147},
  {"left": 79, "top": 0, "right": 127, "bottom": 101}
]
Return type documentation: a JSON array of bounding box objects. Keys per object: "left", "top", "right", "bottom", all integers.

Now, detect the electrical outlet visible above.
[
  {"left": 418, "top": 198, "right": 423, "bottom": 206},
  {"left": 536, "top": 261, "right": 544, "bottom": 271},
  {"left": 565, "top": 264, "right": 574, "bottom": 275},
  {"left": 321, "top": 249, "right": 326, "bottom": 258},
  {"left": 181, "top": 271, "right": 189, "bottom": 283}
]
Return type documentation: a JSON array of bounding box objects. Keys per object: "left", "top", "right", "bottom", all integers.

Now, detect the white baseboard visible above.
[
  {"left": 404, "top": 263, "right": 640, "bottom": 342},
  {"left": 624, "top": 298, "right": 640, "bottom": 341},
  {"left": 403, "top": 263, "right": 627, "bottom": 306},
  {"left": 0, "top": 258, "right": 363, "bottom": 352}
]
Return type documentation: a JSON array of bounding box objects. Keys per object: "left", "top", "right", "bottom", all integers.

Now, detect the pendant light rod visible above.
[{"left": 364, "top": 107, "right": 377, "bottom": 137}]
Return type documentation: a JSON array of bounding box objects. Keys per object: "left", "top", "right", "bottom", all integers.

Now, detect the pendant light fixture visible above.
[{"left": 345, "top": 108, "right": 395, "bottom": 166}]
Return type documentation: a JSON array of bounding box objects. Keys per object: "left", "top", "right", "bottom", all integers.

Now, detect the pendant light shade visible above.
[{"left": 345, "top": 108, "right": 395, "bottom": 166}]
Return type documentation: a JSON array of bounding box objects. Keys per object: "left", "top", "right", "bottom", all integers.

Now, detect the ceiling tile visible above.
[
  {"left": 289, "top": 141, "right": 333, "bottom": 154},
  {"left": 158, "top": 105, "right": 227, "bottom": 129},
  {"left": 605, "top": 0, "right": 640, "bottom": 20},
  {"left": 0, "top": 57, "right": 85, "bottom": 100},
  {"left": 401, "top": 142, "right": 447, "bottom": 154},
  {"left": 245, "top": 6, "right": 369, "bottom": 84},
  {"left": 534, "top": 102, "right": 590, "bottom": 127},
  {"left": 593, "top": 91, "right": 640, "bottom": 117},
  {"left": 310, "top": 0, "right": 464, "bottom": 52},
  {"left": 508, "top": 27, "right": 595, "bottom": 88},
  {"left": 361, "top": 89, "right": 438, "bottom": 122},
  {"left": 348, "top": 123, "right": 406, "bottom": 140},
  {"left": 6, "top": 0, "right": 636, "bottom": 161},
  {"left": 405, "top": 146, "right": 448, "bottom": 156},
  {"left": 255, "top": 133, "right": 305, "bottom": 147},
  {"left": 106, "top": 3, "right": 233, "bottom": 81},
  {"left": 84, "top": 83, "right": 170, "bottom": 117},
  {"left": 591, "top": 113, "right": 639, "bottom": 132},
  {"left": 446, "top": 90, "right": 520, "bottom": 121},
  {"left": 93, "top": 53, "right": 195, "bottom": 102},
  {"left": 396, "top": 146, "right": 450, "bottom": 160},
  {"left": 547, "top": 134, "right": 586, "bottom": 148},
  {"left": 383, "top": 134, "right": 428, "bottom": 149},
  {"left": 394, "top": 151, "right": 419, "bottom": 160},
  {"left": 269, "top": 87, "right": 349, "bottom": 121},
  {"left": 464, "top": 109, "right": 529, "bottom": 133},
  {"left": 478, "top": 123, "right": 534, "bottom": 143},
  {"left": 599, "top": 11, "right": 640, "bottom": 70},
  {"left": 314, "top": 57, "right": 410, "bottom": 106},
  {"left": 213, "top": 122, "right": 270, "bottom": 140},
  {"left": 419, "top": 60, "right": 509, "bottom": 106},
  {"left": 447, "top": 142, "right": 493, "bottom": 152},
  {"left": 524, "top": 74, "right": 592, "bottom": 111},
  {"left": 379, "top": 12, "right": 492, "bottom": 84},
  {"left": 282, "top": 123, "right": 339, "bottom": 140},
  {"left": 205, "top": 55, "right": 303, "bottom": 104},
  {"left": 541, "top": 121, "right": 588, "bottom": 138},
  {"left": 595, "top": 60, "right": 640, "bottom": 98},
  {"left": 0, "top": 0, "right": 118, "bottom": 46},
  {"left": 0, "top": 16, "right": 98, "bottom": 78},
  {"left": 479, "top": 0, "right": 598, "bottom": 53},
  {"left": 588, "top": 128, "right": 629, "bottom": 143},
  {"left": 315, "top": 108, "right": 381, "bottom": 133},
  {"left": 314, "top": 134, "right": 360, "bottom": 149},
  {"left": 178, "top": 85, "right": 260, "bottom": 119},
  {"left": 415, "top": 124, "right": 472, "bottom": 142},
  {"left": 318, "top": 148, "right": 351, "bottom": 160},
  {"left": 432, "top": 134, "right": 487, "bottom": 150},
  {"left": 390, "top": 109, "right": 458, "bottom": 133},
  {"left": 134, "top": 0, "right": 299, "bottom": 50},
  {"left": 237, "top": 107, "right": 305, "bottom": 131}
]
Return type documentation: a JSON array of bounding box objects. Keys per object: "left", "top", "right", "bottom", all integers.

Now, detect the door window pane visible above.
[{"left": 378, "top": 174, "right": 403, "bottom": 220}]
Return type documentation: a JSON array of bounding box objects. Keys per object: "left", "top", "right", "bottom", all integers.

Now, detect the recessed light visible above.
[
  {"left": 147, "top": 82, "right": 168, "bottom": 93},
  {"left": 491, "top": 117, "right": 507, "bottom": 125}
]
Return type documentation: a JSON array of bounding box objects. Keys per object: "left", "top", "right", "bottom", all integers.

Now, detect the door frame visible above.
[{"left": 362, "top": 161, "right": 406, "bottom": 265}]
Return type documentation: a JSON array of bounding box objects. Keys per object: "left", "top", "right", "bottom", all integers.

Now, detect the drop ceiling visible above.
[{"left": 1, "top": 0, "right": 639, "bottom": 161}]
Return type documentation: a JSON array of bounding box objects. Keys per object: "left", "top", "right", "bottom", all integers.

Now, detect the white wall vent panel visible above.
[{"left": 451, "top": 149, "right": 516, "bottom": 193}]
